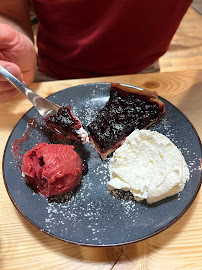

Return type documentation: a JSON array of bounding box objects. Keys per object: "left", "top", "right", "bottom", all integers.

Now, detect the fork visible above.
[{"left": 0, "top": 65, "right": 60, "bottom": 118}]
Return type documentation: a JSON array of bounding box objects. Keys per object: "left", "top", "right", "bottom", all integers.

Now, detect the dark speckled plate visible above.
[{"left": 3, "top": 83, "right": 202, "bottom": 246}]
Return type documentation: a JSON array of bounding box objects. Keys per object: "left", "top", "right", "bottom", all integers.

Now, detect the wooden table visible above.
[{"left": 0, "top": 70, "right": 202, "bottom": 270}]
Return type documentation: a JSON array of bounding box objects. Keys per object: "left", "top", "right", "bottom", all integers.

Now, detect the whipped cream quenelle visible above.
[{"left": 108, "top": 129, "right": 190, "bottom": 204}]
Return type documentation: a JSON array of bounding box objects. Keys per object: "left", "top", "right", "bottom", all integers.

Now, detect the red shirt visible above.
[{"left": 32, "top": 0, "right": 192, "bottom": 79}]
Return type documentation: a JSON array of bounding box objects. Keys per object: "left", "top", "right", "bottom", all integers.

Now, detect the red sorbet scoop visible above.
[{"left": 21, "top": 143, "right": 83, "bottom": 197}]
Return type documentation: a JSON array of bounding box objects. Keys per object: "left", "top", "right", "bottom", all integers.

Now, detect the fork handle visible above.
[
  {"left": 0, "top": 65, "right": 59, "bottom": 117},
  {"left": 0, "top": 65, "right": 43, "bottom": 101}
]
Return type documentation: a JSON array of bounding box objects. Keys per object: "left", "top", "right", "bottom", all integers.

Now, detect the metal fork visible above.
[{"left": 0, "top": 65, "right": 60, "bottom": 118}]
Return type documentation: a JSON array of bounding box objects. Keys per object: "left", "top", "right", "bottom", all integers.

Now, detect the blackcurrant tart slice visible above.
[
  {"left": 87, "top": 83, "right": 165, "bottom": 160},
  {"left": 44, "top": 106, "right": 89, "bottom": 144}
]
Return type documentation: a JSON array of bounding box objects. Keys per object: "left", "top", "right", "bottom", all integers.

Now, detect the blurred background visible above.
[
  {"left": 159, "top": 2, "right": 202, "bottom": 72},
  {"left": 31, "top": 3, "right": 202, "bottom": 74}
]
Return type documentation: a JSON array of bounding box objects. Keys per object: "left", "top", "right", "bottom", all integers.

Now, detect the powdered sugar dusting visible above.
[
  {"left": 6, "top": 85, "right": 201, "bottom": 245},
  {"left": 41, "top": 94, "right": 202, "bottom": 244}
]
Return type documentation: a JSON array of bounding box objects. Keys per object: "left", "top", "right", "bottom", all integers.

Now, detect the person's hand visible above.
[{"left": 0, "top": 24, "right": 37, "bottom": 103}]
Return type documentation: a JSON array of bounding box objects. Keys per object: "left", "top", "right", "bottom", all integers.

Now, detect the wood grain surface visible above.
[
  {"left": 0, "top": 70, "right": 202, "bottom": 270},
  {"left": 160, "top": 7, "right": 202, "bottom": 72}
]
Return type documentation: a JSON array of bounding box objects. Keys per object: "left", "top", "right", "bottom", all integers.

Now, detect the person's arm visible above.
[
  {"left": 0, "top": 0, "right": 37, "bottom": 102},
  {"left": 0, "top": 0, "right": 33, "bottom": 40}
]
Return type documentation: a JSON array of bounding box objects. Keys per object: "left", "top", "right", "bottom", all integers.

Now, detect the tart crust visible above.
[{"left": 111, "top": 83, "right": 165, "bottom": 114}]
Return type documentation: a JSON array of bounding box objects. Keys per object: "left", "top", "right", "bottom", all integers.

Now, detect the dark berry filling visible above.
[
  {"left": 44, "top": 106, "right": 81, "bottom": 139},
  {"left": 87, "top": 88, "right": 161, "bottom": 152}
]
